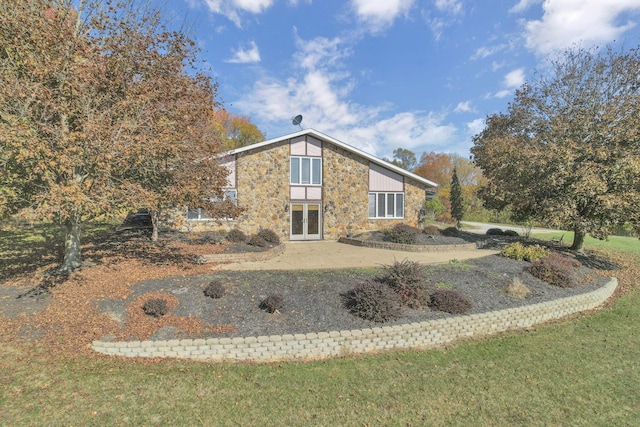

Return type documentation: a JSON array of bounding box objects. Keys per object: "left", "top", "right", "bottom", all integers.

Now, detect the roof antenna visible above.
[{"left": 291, "top": 114, "right": 303, "bottom": 130}]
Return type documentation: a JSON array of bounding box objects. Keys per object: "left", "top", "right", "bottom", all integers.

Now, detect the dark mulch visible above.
[
  {"left": 354, "top": 230, "right": 478, "bottom": 246},
  {"left": 96, "top": 253, "right": 609, "bottom": 341}
]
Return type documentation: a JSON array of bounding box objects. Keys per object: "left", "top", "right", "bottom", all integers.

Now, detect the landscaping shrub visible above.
[
  {"left": 260, "top": 293, "right": 284, "bottom": 313},
  {"left": 505, "top": 277, "right": 532, "bottom": 299},
  {"left": 256, "top": 228, "right": 280, "bottom": 245},
  {"left": 501, "top": 242, "right": 549, "bottom": 262},
  {"left": 503, "top": 230, "right": 519, "bottom": 237},
  {"left": 486, "top": 228, "right": 505, "bottom": 236},
  {"left": 226, "top": 229, "right": 246, "bottom": 243},
  {"left": 440, "top": 227, "right": 459, "bottom": 237},
  {"left": 422, "top": 225, "right": 440, "bottom": 235},
  {"left": 343, "top": 280, "right": 403, "bottom": 322},
  {"left": 247, "top": 234, "right": 268, "bottom": 247},
  {"left": 203, "top": 280, "right": 225, "bottom": 299},
  {"left": 142, "top": 298, "right": 169, "bottom": 318},
  {"left": 527, "top": 253, "right": 581, "bottom": 288},
  {"left": 384, "top": 223, "right": 420, "bottom": 244},
  {"left": 379, "top": 259, "right": 429, "bottom": 308},
  {"left": 428, "top": 289, "right": 472, "bottom": 314}
]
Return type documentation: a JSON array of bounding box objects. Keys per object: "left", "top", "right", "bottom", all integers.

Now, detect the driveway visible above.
[{"left": 213, "top": 241, "right": 498, "bottom": 271}]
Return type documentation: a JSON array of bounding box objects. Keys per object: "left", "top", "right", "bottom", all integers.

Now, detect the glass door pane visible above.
[
  {"left": 291, "top": 204, "right": 304, "bottom": 236},
  {"left": 307, "top": 204, "right": 319, "bottom": 235}
]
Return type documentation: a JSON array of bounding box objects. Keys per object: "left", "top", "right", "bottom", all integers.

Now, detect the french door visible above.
[{"left": 290, "top": 203, "right": 321, "bottom": 240}]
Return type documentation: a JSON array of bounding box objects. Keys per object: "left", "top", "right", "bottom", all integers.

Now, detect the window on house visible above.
[
  {"left": 290, "top": 156, "right": 321, "bottom": 185},
  {"left": 368, "top": 192, "right": 404, "bottom": 218},
  {"left": 186, "top": 190, "right": 237, "bottom": 220}
]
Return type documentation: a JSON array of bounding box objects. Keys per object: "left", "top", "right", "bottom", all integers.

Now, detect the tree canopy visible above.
[
  {"left": 211, "top": 109, "right": 265, "bottom": 150},
  {"left": 471, "top": 46, "right": 640, "bottom": 251},
  {"left": 0, "top": 0, "right": 228, "bottom": 271}
]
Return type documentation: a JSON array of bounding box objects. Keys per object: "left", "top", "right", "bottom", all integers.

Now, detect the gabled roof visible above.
[{"left": 226, "top": 128, "right": 439, "bottom": 188}]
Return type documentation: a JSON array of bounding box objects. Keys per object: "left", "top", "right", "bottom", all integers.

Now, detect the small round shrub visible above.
[
  {"left": 505, "top": 277, "right": 532, "bottom": 299},
  {"left": 428, "top": 289, "right": 472, "bottom": 314},
  {"left": 440, "top": 227, "right": 459, "bottom": 237},
  {"left": 486, "top": 228, "right": 505, "bottom": 236},
  {"left": 343, "top": 280, "right": 403, "bottom": 322},
  {"left": 422, "top": 225, "right": 440, "bottom": 235},
  {"left": 259, "top": 293, "right": 284, "bottom": 313},
  {"left": 142, "top": 298, "right": 169, "bottom": 318},
  {"left": 384, "top": 223, "right": 420, "bottom": 244},
  {"left": 501, "top": 242, "right": 550, "bottom": 262},
  {"left": 247, "top": 234, "right": 268, "bottom": 247},
  {"left": 527, "top": 253, "right": 580, "bottom": 288},
  {"left": 256, "top": 228, "right": 280, "bottom": 245},
  {"left": 226, "top": 228, "right": 247, "bottom": 243},
  {"left": 503, "top": 229, "right": 519, "bottom": 237},
  {"left": 203, "top": 280, "right": 225, "bottom": 299},
  {"left": 379, "top": 259, "right": 429, "bottom": 308}
]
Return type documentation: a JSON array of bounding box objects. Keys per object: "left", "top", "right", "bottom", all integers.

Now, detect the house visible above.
[{"left": 177, "top": 129, "right": 438, "bottom": 241}]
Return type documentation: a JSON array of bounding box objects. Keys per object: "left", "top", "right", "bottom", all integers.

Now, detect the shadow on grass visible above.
[{"left": 0, "top": 220, "right": 210, "bottom": 293}]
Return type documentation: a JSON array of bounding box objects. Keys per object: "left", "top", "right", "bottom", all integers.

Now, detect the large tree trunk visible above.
[
  {"left": 61, "top": 216, "right": 82, "bottom": 272},
  {"left": 570, "top": 227, "right": 586, "bottom": 252},
  {"left": 150, "top": 210, "right": 160, "bottom": 242}
]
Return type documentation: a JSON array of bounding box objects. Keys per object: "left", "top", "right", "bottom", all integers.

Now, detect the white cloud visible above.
[
  {"left": 523, "top": 0, "right": 640, "bottom": 54},
  {"left": 233, "top": 33, "right": 462, "bottom": 157},
  {"left": 493, "top": 68, "right": 525, "bottom": 98},
  {"left": 293, "top": 33, "right": 350, "bottom": 71},
  {"left": 202, "top": 0, "right": 274, "bottom": 27},
  {"left": 466, "top": 118, "right": 485, "bottom": 137},
  {"left": 424, "top": 0, "right": 465, "bottom": 41},
  {"left": 509, "top": 0, "right": 542, "bottom": 14},
  {"left": 226, "top": 41, "right": 261, "bottom": 63},
  {"left": 470, "top": 44, "right": 508, "bottom": 60},
  {"left": 435, "top": 0, "right": 463, "bottom": 15},
  {"left": 504, "top": 68, "right": 525, "bottom": 88},
  {"left": 454, "top": 101, "right": 475, "bottom": 113},
  {"left": 350, "top": 0, "right": 415, "bottom": 33}
]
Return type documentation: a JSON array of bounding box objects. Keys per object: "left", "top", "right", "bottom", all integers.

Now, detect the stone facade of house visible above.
[{"left": 168, "top": 130, "right": 436, "bottom": 240}]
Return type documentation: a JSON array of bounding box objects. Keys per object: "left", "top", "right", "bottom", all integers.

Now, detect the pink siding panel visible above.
[
  {"left": 306, "top": 137, "right": 322, "bottom": 157},
  {"left": 306, "top": 186, "right": 322, "bottom": 200},
  {"left": 290, "top": 136, "right": 306, "bottom": 155},
  {"left": 220, "top": 155, "right": 236, "bottom": 188},
  {"left": 290, "top": 187, "right": 306, "bottom": 199},
  {"left": 369, "top": 162, "right": 403, "bottom": 192}
]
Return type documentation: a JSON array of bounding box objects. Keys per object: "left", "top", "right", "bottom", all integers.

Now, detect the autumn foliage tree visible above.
[
  {"left": 413, "top": 152, "right": 482, "bottom": 223},
  {"left": 0, "top": 0, "right": 229, "bottom": 271},
  {"left": 471, "top": 46, "right": 640, "bottom": 251},
  {"left": 211, "top": 109, "right": 265, "bottom": 150}
]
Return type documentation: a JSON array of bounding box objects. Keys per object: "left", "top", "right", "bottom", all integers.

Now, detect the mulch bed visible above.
[{"left": 0, "top": 227, "right": 623, "bottom": 358}]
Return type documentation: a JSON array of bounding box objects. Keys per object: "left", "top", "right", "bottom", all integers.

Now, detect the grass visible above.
[
  {"left": 532, "top": 231, "right": 640, "bottom": 256},
  {"left": 1, "top": 222, "right": 640, "bottom": 425}
]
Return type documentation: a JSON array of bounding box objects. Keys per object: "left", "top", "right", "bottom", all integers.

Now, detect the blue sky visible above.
[{"left": 158, "top": 0, "right": 640, "bottom": 158}]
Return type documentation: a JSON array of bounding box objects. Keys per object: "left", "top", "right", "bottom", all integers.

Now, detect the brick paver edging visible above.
[
  {"left": 92, "top": 278, "right": 617, "bottom": 362},
  {"left": 195, "top": 244, "right": 285, "bottom": 264},
  {"left": 338, "top": 237, "right": 477, "bottom": 252}
]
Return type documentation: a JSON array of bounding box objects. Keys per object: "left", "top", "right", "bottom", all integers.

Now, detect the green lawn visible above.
[
  {"left": 1, "top": 225, "right": 639, "bottom": 426},
  {"left": 532, "top": 231, "right": 640, "bottom": 256}
]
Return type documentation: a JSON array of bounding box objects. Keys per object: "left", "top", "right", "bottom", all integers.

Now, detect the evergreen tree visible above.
[{"left": 450, "top": 168, "right": 465, "bottom": 228}]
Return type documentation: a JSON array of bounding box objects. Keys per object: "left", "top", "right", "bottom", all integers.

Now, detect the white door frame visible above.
[{"left": 290, "top": 202, "right": 322, "bottom": 240}]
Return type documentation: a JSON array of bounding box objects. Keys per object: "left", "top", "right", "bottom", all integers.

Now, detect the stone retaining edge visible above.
[
  {"left": 92, "top": 278, "right": 617, "bottom": 362},
  {"left": 338, "top": 237, "right": 477, "bottom": 252},
  {"left": 196, "top": 244, "right": 285, "bottom": 264}
]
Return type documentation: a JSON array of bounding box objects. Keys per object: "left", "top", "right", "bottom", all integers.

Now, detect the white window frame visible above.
[
  {"left": 186, "top": 190, "right": 237, "bottom": 221},
  {"left": 368, "top": 192, "right": 404, "bottom": 219},
  {"left": 290, "top": 156, "right": 322, "bottom": 186}
]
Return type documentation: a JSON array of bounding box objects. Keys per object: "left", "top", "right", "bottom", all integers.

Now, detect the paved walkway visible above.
[{"left": 212, "top": 241, "right": 498, "bottom": 271}]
